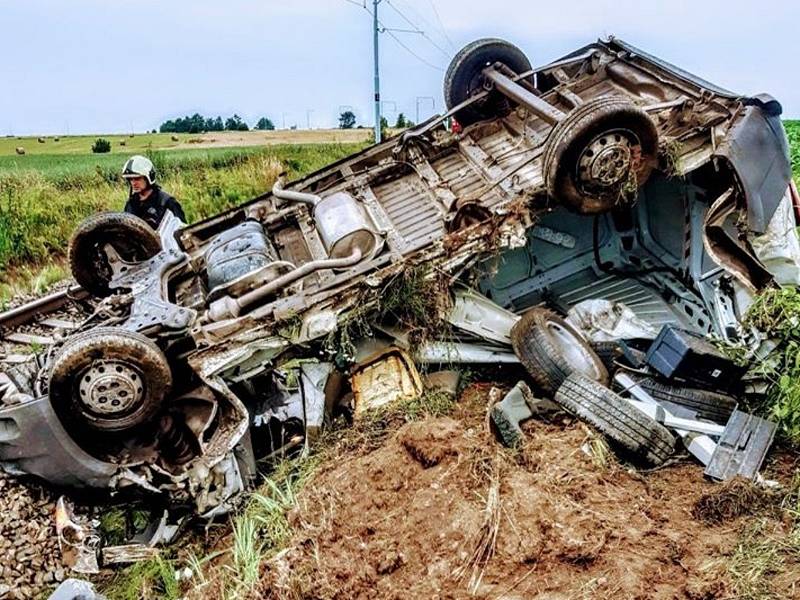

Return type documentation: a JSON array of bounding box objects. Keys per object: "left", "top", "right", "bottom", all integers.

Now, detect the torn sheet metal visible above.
[
  {"left": 447, "top": 288, "right": 520, "bottom": 345},
  {"left": 55, "top": 497, "right": 100, "bottom": 574},
  {"left": 351, "top": 348, "right": 423, "bottom": 415}
]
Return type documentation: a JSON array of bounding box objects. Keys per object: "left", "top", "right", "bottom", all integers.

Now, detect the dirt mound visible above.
[{"left": 257, "top": 384, "right": 793, "bottom": 599}]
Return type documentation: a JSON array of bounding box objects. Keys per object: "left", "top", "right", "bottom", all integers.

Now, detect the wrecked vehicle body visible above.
[{"left": 0, "top": 37, "right": 793, "bottom": 517}]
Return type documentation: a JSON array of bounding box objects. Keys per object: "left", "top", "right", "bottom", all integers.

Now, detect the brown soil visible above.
[{"left": 256, "top": 384, "right": 797, "bottom": 600}]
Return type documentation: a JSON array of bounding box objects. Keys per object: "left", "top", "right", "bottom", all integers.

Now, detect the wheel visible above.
[
  {"left": 543, "top": 96, "right": 659, "bottom": 214},
  {"left": 69, "top": 212, "right": 161, "bottom": 297},
  {"left": 617, "top": 373, "right": 737, "bottom": 424},
  {"left": 444, "top": 38, "right": 533, "bottom": 126},
  {"left": 511, "top": 308, "right": 608, "bottom": 395},
  {"left": 49, "top": 327, "right": 172, "bottom": 432},
  {"left": 555, "top": 373, "right": 677, "bottom": 466}
]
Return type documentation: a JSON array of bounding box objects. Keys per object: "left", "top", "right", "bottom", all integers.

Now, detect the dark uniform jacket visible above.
[{"left": 124, "top": 186, "right": 186, "bottom": 230}]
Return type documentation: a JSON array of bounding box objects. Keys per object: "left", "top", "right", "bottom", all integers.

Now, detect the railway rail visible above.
[{"left": 0, "top": 285, "right": 91, "bottom": 359}]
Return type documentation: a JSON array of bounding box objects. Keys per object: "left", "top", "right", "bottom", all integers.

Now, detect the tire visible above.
[
  {"left": 555, "top": 373, "right": 676, "bottom": 466},
  {"left": 511, "top": 308, "right": 608, "bottom": 395},
  {"left": 69, "top": 212, "right": 161, "bottom": 297},
  {"left": 618, "top": 373, "right": 736, "bottom": 424},
  {"left": 542, "top": 96, "right": 659, "bottom": 214},
  {"left": 49, "top": 327, "right": 172, "bottom": 432},
  {"left": 444, "top": 38, "right": 533, "bottom": 126}
]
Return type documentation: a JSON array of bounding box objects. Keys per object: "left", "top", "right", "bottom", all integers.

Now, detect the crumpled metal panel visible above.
[
  {"left": 715, "top": 103, "right": 791, "bottom": 234},
  {"left": 0, "top": 397, "right": 116, "bottom": 488}
]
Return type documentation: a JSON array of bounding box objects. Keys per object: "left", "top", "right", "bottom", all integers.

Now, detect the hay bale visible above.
[
  {"left": 37, "top": 137, "right": 45, "bottom": 143},
  {"left": 53, "top": 137, "right": 60, "bottom": 142},
  {"left": 15, "top": 147, "right": 25, "bottom": 155},
  {"left": 170, "top": 135, "right": 179, "bottom": 142},
  {"left": 119, "top": 140, "right": 126, "bottom": 146}
]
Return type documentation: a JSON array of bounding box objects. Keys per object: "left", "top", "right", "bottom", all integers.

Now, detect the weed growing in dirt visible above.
[
  {"left": 104, "top": 555, "right": 180, "bottom": 600},
  {"left": 693, "top": 477, "right": 780, "bottom": 524},
  {"left": 724, "top": 519, "right": 800, "bottom": 600},
  {"left": 320, "top": 390, "right": 457, "bottom": 457},
  {"left": 378, "top": 264, "right": 453, "bottom": 351},
  {"left": 739, "top": 287, "right": 800, "bottom": 441},
  {"left": 658, "top": 139, "right": 683, "bottom": 177},
  {"left": 208, "top": 457, "right": 320, "bottom": 599}
]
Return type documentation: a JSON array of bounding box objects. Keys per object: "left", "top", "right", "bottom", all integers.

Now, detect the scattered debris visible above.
[
  {"left": 0, "top": 35, "right": 796, "bottom": 591},
  {"left": 55, "top": 497, "right": 100, "bottom": 574}
]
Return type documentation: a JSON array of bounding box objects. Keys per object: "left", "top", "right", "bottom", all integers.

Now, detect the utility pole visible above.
[
  {"left": 372, "top": 0, "right": 381, "bottom": 144},
  {"left": 306, "top": 109, "right": 314, "bottom": 130}
]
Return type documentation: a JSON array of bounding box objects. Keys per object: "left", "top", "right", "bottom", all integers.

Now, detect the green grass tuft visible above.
[
  {"left": 103, "top": 555, "right": 180, "bottom": 600},
  {"left": 740, "top": 287, "right": 800, "bottom": 441}
]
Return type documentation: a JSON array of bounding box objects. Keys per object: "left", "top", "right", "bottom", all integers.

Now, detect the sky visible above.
[{"left": 1, "top": 0, "right": 798, "bottom": 135}]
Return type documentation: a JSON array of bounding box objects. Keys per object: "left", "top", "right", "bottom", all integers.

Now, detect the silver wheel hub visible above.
[
  {"left": 547, "top": 322, "right": 602, "bottom": 381},
  {"left": 78, "top": 361, "right": 143, "bottom": 415},
  {"left": 577, "top": 131, "right": 634, "bottom": 188}
]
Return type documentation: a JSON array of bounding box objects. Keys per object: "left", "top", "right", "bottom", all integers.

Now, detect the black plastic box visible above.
[{"left": 645, "top": 325, "right": 746, "bottom": 391}]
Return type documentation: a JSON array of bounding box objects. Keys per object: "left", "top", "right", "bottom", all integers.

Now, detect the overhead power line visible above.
[
  {"left": 425, "top": 0, "right": 457, "bottom": 51},
  {"left": 342, "top": 0, "right": 445, "bottom": 72},
  {"left": 383, "top": 0, "right": 451, "bottom": 59},
  {"left": 342, "top": 0, "right": 446, "bottom": 144}
]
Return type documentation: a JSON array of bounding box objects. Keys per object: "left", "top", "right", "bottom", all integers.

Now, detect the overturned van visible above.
[{"left": 0, "top": 37, "right": 793, "bottom": 515}]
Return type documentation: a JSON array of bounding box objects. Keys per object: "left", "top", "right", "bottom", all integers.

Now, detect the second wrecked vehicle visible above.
[{"left": 0, "top": 37, "right": 794, "bottom": 517}]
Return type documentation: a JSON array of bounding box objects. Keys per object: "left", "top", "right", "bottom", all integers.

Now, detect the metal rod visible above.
[
  {"left": 208, "top": 249, "right": 363, "bottom": 321},
  {"left": 373, "top": 0, "right": 382, "bottom": 144},
  {"left": 272, "top": 180, "right": 320, "bottom": 207},
  {"left": 482, "top": 66, "right": 566, "bottom": 125}
]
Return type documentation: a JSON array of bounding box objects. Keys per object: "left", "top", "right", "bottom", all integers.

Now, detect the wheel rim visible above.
[
  {"left": 78, "top": 360, "right": 144, "bottom": 417},
  {"left": 546, "top": 322, "right": 602, "bottom": 380},
  {"left": 576, "top": 128, "right": 639, "bottom": 193}
]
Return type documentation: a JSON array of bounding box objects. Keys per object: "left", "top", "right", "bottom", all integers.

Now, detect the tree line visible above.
[
  {"left": 338, "top": 111, "right": 413, "bottom": 130},
  {"left": 159, "top": 113, "right": 275, "bottom": 133}
]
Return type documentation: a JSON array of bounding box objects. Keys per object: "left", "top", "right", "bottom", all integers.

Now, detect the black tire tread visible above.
[
  {"left": 542, "top": 96, "right": 659, "bottom": 213},
  {"left": 555, "top": 373, "right": 676, "bottom": 465},
  {"left": 621, "top": 372, "right": 736, "bottom": 423},
  {"left": 444, "top": 38, "right": 532, "bottom": 126}
]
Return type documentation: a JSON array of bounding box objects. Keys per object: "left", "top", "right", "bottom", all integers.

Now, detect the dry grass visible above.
[
  {"left": 454, "top": 451, "right": 503, "bottom": 593},
  {"left": 693, "top": 477, "right": 780, "bottom": 524}
]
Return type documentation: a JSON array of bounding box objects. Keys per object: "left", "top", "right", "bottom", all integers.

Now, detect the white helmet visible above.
[{"left": 122, "top": 155, "right": 156, "bottom": 185}]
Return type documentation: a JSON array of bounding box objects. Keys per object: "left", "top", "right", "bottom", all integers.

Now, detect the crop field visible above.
[
  {"left": 0, "top": 129, "right": 372, "bottom": 157},
  {"left": 786, "top": 120, "right": 799, "bottom": 180}
]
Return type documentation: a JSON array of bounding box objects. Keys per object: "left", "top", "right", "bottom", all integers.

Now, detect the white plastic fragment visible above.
[{"left": 566, "top": 299, "right": 658, "bottom": 342}]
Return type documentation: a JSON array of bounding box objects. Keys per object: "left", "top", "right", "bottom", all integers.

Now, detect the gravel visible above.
[{"left": 0, "top": 474, "right": 67, "bottom": 598}]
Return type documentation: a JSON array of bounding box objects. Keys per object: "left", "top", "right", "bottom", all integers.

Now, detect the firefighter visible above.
[{"left": 121, "top": 155, "right": 186, "bottom": 229}]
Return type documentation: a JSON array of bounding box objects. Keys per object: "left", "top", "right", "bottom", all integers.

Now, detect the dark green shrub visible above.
[{"left": 91, "top": 138, "right": 111, "bottom": 153}]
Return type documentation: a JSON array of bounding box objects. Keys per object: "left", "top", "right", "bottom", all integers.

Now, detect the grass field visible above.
[{"left": 0, "top": 129, "right": 372, "bottom": 157}]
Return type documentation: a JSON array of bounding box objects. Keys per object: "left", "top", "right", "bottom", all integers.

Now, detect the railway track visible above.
[{"left": 0, "top": 285, "right": 92, "bottom": 362}]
